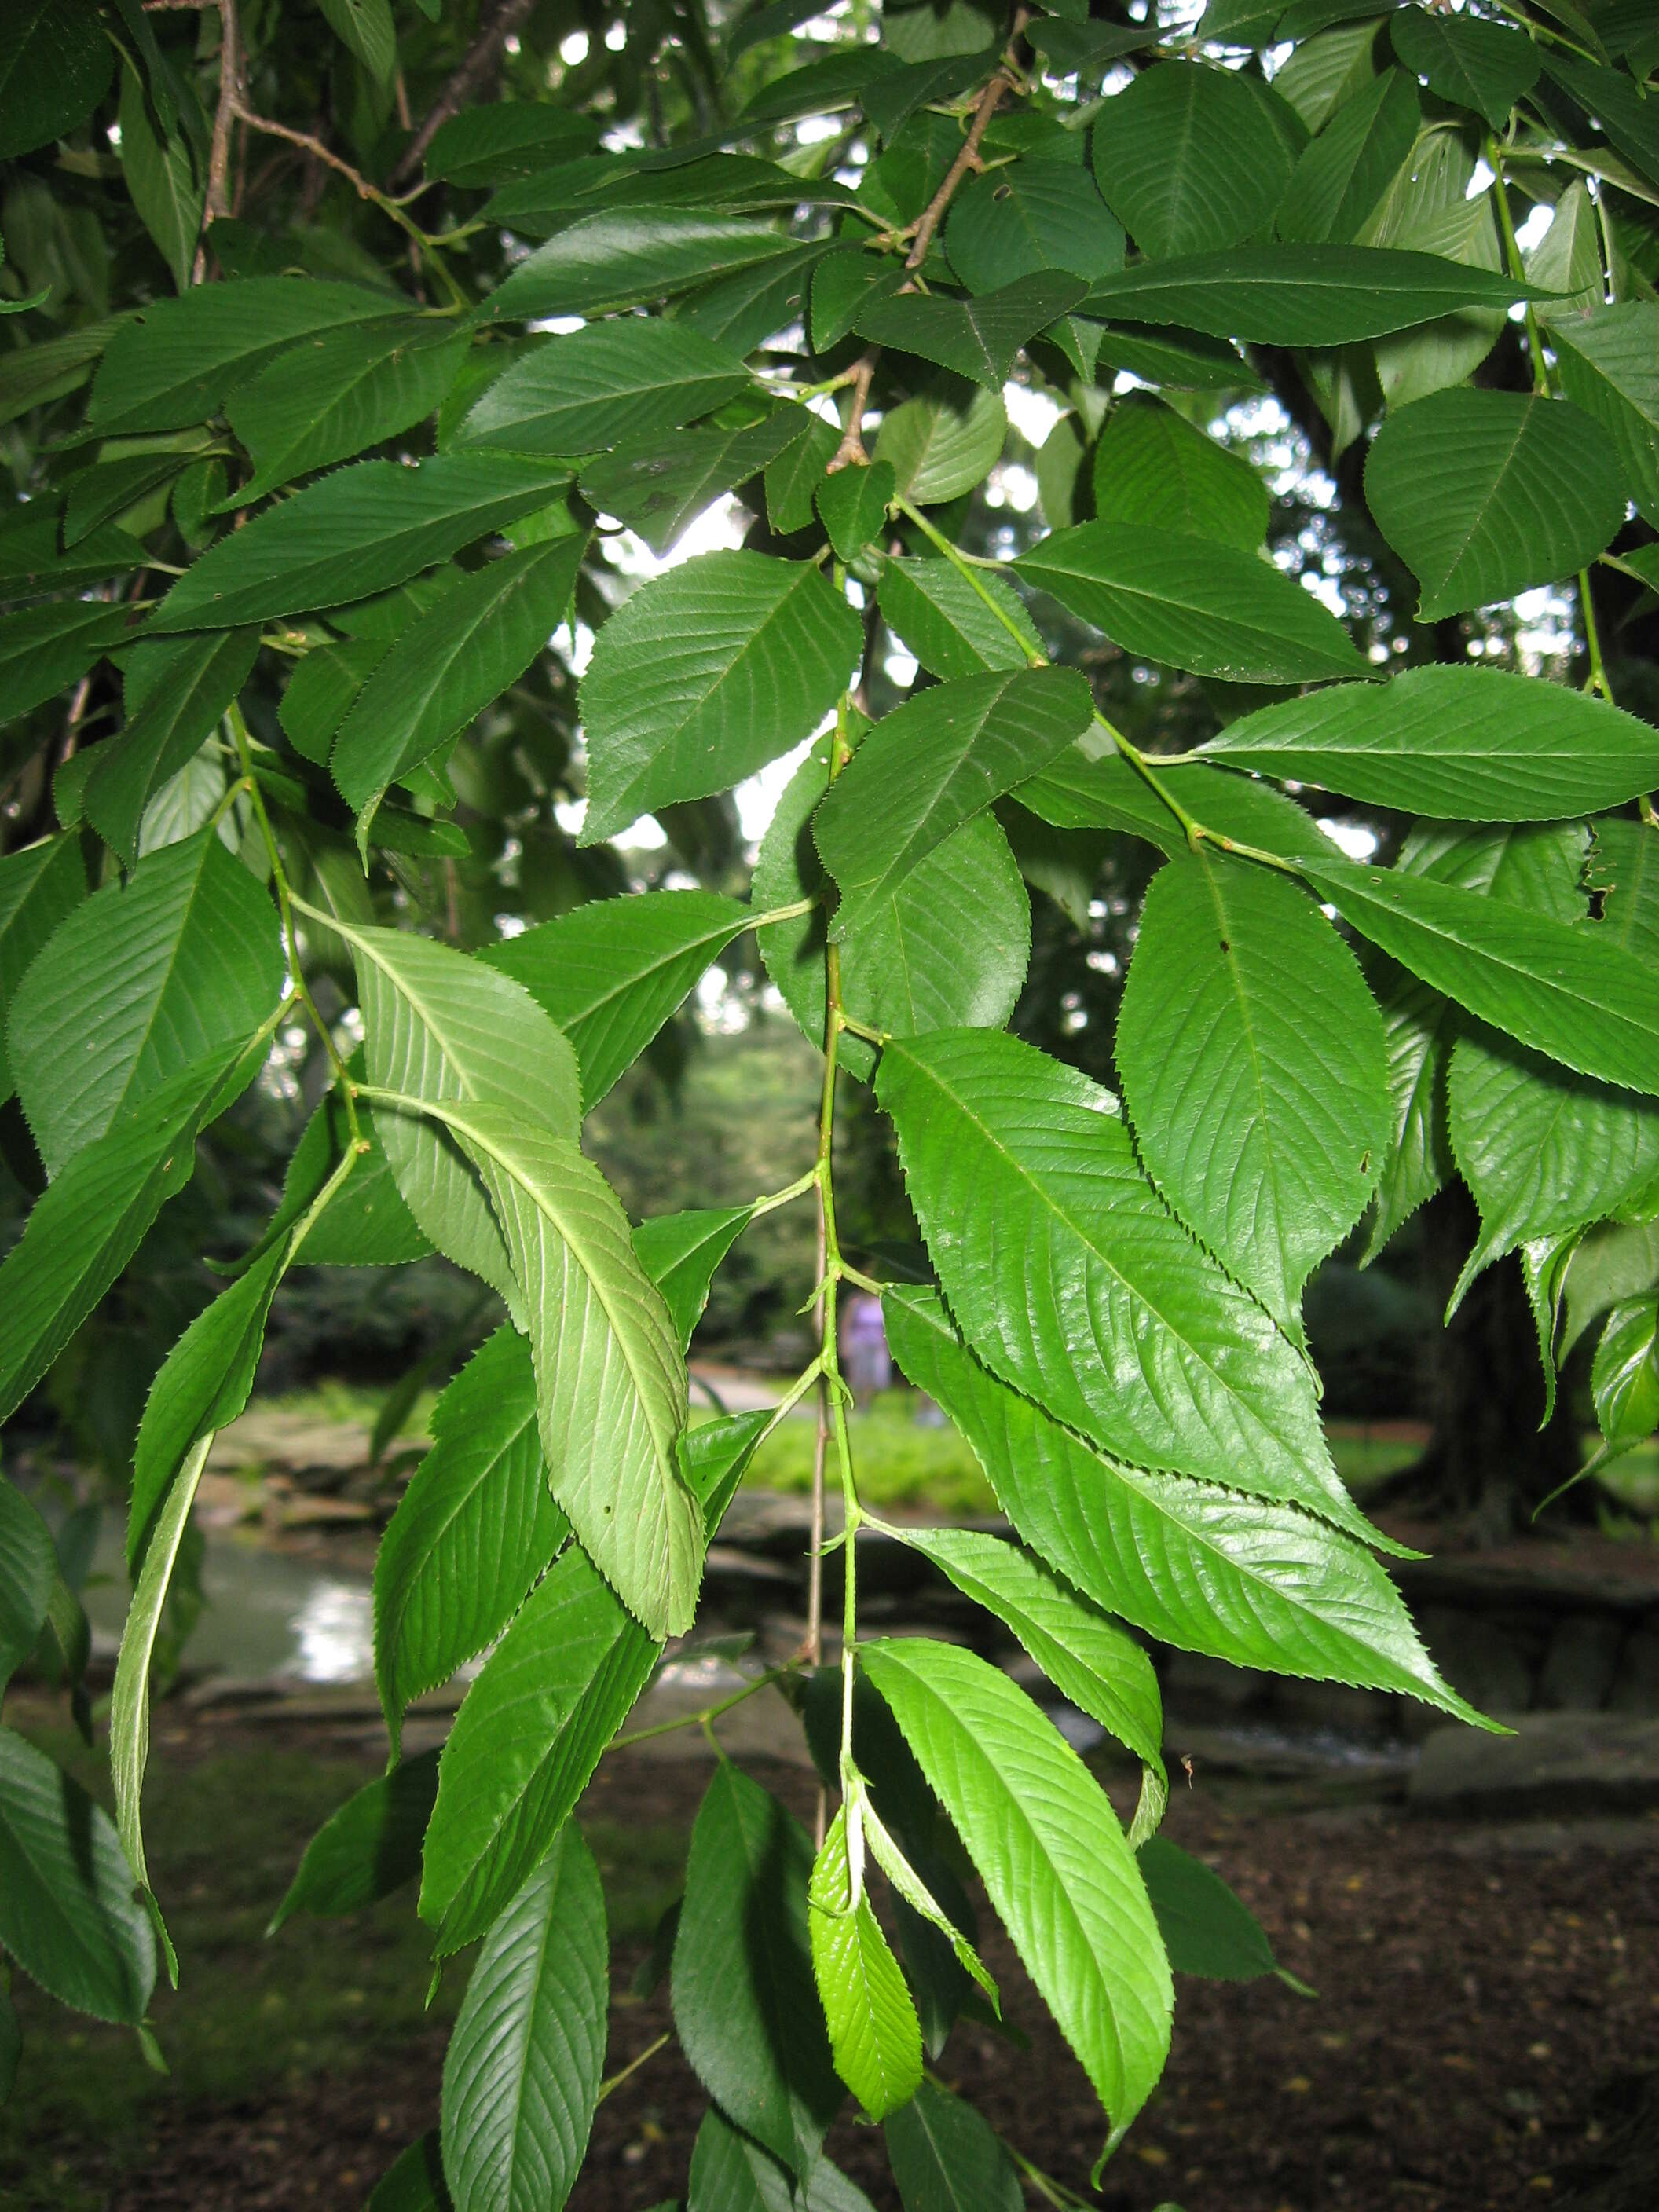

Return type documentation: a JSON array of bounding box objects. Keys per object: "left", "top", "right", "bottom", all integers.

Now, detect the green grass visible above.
[{"left": 0, "top": 1716, "right": 689, "bottom": 2211}]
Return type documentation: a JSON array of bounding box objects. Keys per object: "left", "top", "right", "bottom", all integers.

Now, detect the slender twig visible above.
[
  {"left": 607, "top": 1664, "right": 797, "bottom": 1752},
  {"left": 595, "top": 2034, "right": 670, "bottom": 2107},
  {"left": 392, "top": 0, "right": 537, "bottom": 184},
  {"left": 193, "top": 0, "right": 242, "bottom": 281}
]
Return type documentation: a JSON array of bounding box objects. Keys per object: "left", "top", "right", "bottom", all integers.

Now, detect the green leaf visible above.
[
  {"left": 862, "top": 1636, "right": 1172, "bottom": 2134},
  {"left": 1591, "top": 819, "right": 1659, "bottom": 966},
  {"left": 877, "top": 1028, "right": 1375, "bottom": 1535},
  {"left": 579, "top": 550, "right": 860, "bottom": 844},
  {"left": 877, "top": 557, "right": 1042, "bottom": 679},
  {"left": 477, "top": 213, "right": 805, "bottom": 324},
  {"left": 816, "top": 668, "right": 1093, "bottom": 939},
  {"left": 440, "top": 1826, "right": 607, "bottom": 2212},
  {"left": 860, "top": 48, "right": 996, "bottom": 141},
  {"left": 423, "top": 105, "right": 600, "bottom": 187},
  {"left": 765, "top": 408, "right": 840, "bottom": 533},
  {"left": 1542, "top": 51, "right": 1659, "bottom": 190},
  {"left": 1523, "top": 178, "right": 1603, "bottom": 320},
  {"left": 333, "top": 536, "right": 585, "bottom": 831},
  {"left": 808, "top": 1805, "right": 923, "bottom": 2122},
  {"left": 1593, "top": 1298, "right": 1659, "bottom": 1449},
  {"left": 854, "top": 273, "right": 1087, "bottom": 390},
  {"left": 672, "top": 1762, "right": 843, "bottom": 2174},
  {"left": 1276, "top": 66, "right": 1419, "bottom": 245},
  {"left": 61, "top": 450, "right": 192, "bottom": 547},
  {"left": 873, "top": 389, "right": 1007, "bottom": 505},
  {"left": 0, "top": 600, "right": 134, "bottom": 728},
  {"left": 947, "top": 161, "right": 1124, "bottom": 293},
  {"left": 84, "top": 628, "right": 259, "bottom": 862},
  {"left": 1361, "top": 961, "right": 1456, "bottom": 1263},
  {"left": 883, "top": 1286, "right": 1488, "bottom": 1723},
  {"left": 1081, "top": 244, "right": 1536, "bottom": 343},
  {"left": 1548, "top": 304, "right": 1659, "bottom": 525},
  {"left": 1014, "top": 522, "right": 1368, "bottom": 681},
  {"left": 1447, "top": 1036, "right": 1659, "bottom": 1307},
  {"left": 887, "top": 1525, "right": 1163, "bottom": 1775},
  {"left": 0, "top": 1727, "right": 154, "bottom": 2023},
  {"left": 1563, "top": 1219, "right": 1659, "bottom": 1363},
  {"left": 680, "top": 239, "right": 833, "bottom": 356},
  {"left": 687, "top": 2109, "right": 878, "bottom": 2212},
  {"left": 0, "top": 833, "right": 85, "bottom": 1101},
  {"left": 364, "top": 2132, "right": 452, "bottom": 2211},
  {"left": 1136, "top": 1837, "right": 1281, "bottom": 1982},
  {"left": 1364, "top": 390, "right": 1624, "bottom": 620},
  {"left": 269, "top": 1751, "right": 440, "bottom": 1932},
  {"left": 11, "top": 828, "right": 282, "bottom": 1178},
  {"left": 756, "top": 741, "right": 1031, "bottom": 1082},
  {"left": 373, "top": 1326, "right": 569, "bottom": 1756},
  {"left": 0, "top": 0, "right": 112, "bottom": 161},
  {"left": 419, "top": 1101, "right": 698, "bottom": 1639},
  {"left": 0, "top": 1047, "right": 249, "bottom": 1426},
  {"left": 340, "top": 917, "right": 580, "bottom": 1320},
  {"left": 1297, "top": 855, "right": 1659, "bottom": 1097},
  {"left": 1091, "top": 394, "right": 1269, "bottom": 548},
  {"left": 149, "top": 455, "right": 573, "bottom": 631},
  {"left": 1390, "top": 7, "right": 1539, "bottom": 130},
  {"left": 737, "top": 45, "right": 902, "bottom": 127},
  {"left": 482, "top": 889, "right": 751, "bottom": 1111},
  {"left": 886, "top": 2078, "right": 1021, "bottom": 2212},
  {"left": 0, "top": 1981, "right": 16, "bottom": 2103},
  {"left": 227, "top": 322, "right": 467, "bottom": 501},
  {"left": 453, "top": 320, "right": 753, "bottom": 458},
  {"left": 811, "top": 248, "right": 904, "bottom": 353},
  {"left": 815, "top": 459, "right": 895, "bottom": 566},
  {"left": 88, "top": 277, "right": 404, "bottom": 435},
  {"left": 419, "top": 1547, "right": 656, "bottom": 1952},
  {"left": 273, "top": 1080, "right": 431, "bottom": 1268},
  {"left": 0, "top": 1480, "right": 56, "bottom": 1694},
  {"left": 1091, "top": 320, "right": 1266, "bottom": 391},
  {"left": 634, "top": 1207, "right": 754, "bottom": 1352},
  {"left": 317, "top": 0, "right": 396, "bottom": 83},
  {"left": 1198, "top": 665, "right": 1659, "bottom": 821},
  {"left": 1115, "top": 852, "right": 1389, "bottom": 1329},
  {"left": 1017, "top": 749, "right": 1339, "bottom": 865},
  {"left": 1091, "top": 59, "right": 1295, "bottom": 259},
  {"left": 118, "top": 62, "right": 204, "bottom": 293},
  {"left": 0, "top": 499, "right": 144, "bottom": 589},
  {"left": 581, "top": 412, "right": 808, "bottom": 557}
]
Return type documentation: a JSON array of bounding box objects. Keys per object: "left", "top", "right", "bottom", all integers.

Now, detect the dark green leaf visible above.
[
  {"left": 454, "top": 321, "right": 753, "bottom": 458},
  {"left": 84, "top": 628, "right": 259, "bottom": 862},
  {"left": 0, "top": 0, "right": 112, "bottom": 161},
  {"left": 815, "top": 459, "right": 895, "bottom": 566},
  {"left": 423, "top": 106, "right": 600, "bottom": 187},
  {"left": 1547, "top": 304, "right": 1659, "bottom": 526},
  {"left": 1276, "top": 66, "right": 1419, "bottom": 244},
  {"left": 364, "top": 2132, "right": 452, "bottom": 2211},
  {"left": 0, "top": 1481, "right": 56, "bottom": 1694},
  {"left": 317, "top": 0, "right": 396, "bottom": 84},
  {"left": 0, "top": 601, "right": 134, "bottom": 729},
  {"left": 269, "top": 1751, "right": 440, "bottom": 1931},
  {"left": 0, "top": 833, "right": 85, "bottom": 1101},
  {"left": 1091, "top": 59, "right": 1295, "bottom": 259},
  {"left": 853, "top": 273, "right": 1086, "bottom": 390},
  {"left": 1091, "top": 394, "right": 1269, "bottom": 548},
  {"left": 886, "top": 2078, "right": 1021, "bottom": 2212},
  {"left": 1390, "top": 7, "right": 1539, "bottom": 130},
  {"left": 873, "top": 389, "right": 1007, "bottom": 504},
  {"left": 477, "top": 214, "right": 805, "bottom": 324},
  {"left": 877, "top": 556, "right": 1041, "bottom": 678},
  {"left": 634, "top": 1207, "right": 754, "bottom": 1352},
  {"left": 860, "top": 49, "right": 997, "bottom": 142},
  {"left": 118, "top": 61, "right": 203, "bottom": 293},
  {"left": 581, "top": 412, "right": 807, "bottom": 555},
  {"left": 1137, "top": 1837, "right": 1280, "bottom": 1981},
  {"left": 1081, "top": 244, "right": 1536, "bottom": 343},
  {"left": 947, "top": 163, "right": 1125, "bottom": 292},
  {"left": 687, "top": 2108, "right": 878, "bottom": 2212},
  {"left": 227, "top": 323, "right": 467, "bottom": 501}
]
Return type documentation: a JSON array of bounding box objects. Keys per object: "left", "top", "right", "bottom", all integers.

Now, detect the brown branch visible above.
[
  {"left": 192, "top": 0, "right": 241, "bottom": 281},
  {"left": 392, "top": 0, "right": 537, "bottom": 185},
  {"left": 827, "top": 350, "right": 879, "bottom": 472}
]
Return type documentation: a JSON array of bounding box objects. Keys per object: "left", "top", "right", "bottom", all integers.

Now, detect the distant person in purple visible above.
[{"left": 840, "top": 1291, "right": 891, "bottom": 1401}]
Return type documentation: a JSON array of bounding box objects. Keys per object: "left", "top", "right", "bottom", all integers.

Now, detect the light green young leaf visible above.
[
  {"left": 419, "top": 1546, "right": 655, "bottom": 1952},
  {"left": 88, "top": 276, "right": 403, "bottom": 435},
  {"left": 149, "top": 455, "right": 574, "bottom": 631},
  {"left": 1593, "top": 1298, "right": 1659, "bottom": 1450},
  {"left": 1091, "top": 394, "right": 1269, "bottom": 548},
  {"left": 0, "top": 1046, "right": 251, "bottom": 1426},
  {"left": 269, "top": 1749, "right": 440, "bottom": 1932},
  {"left": 887, "top": 1525, "right": 1163, "bottom": 1777},
  {"left": 579, "top": 550, "right": 860, "bottom": 844},
  {"left": 1136, "top": 1836, "right": 1284, "bottom": 1982},
  {"left": 0, "top": 833, "right": 85, "bottom": 1101},
  {"left": 332, "top": 534, "right": 586, "bottom": 833},
  {"left": 815, "top": 668, "right": 1093, "bottom": 938},
  {"left": 342, "top": 917, "right": 580, "bottom": 1319},
  {"left": 453, "top": 320, "right": 753, "bottom": 457},
  {"left": 481, "top": 888, "right": 752, "bottom": 1111},
  {"left": 1116, "top": 853, "right": 1388, "bottom": 1331},
  {"left": 227, "top": 322, "right": 468, "bottom": 501},
  {"left": 0, "top": 1727, "right": 155, "bottom": 2025},
  {"left": 1276, "top": 67, "right": 1419, "bottom": 244},
  {"left": 11, "top": 827, "right": 282, "bottom": 1178},
  {"left": 0, "top": 1480, "right": 56, "bottom": 1694},
  {"left": 118, "top": 61, "right": 203, "bottom": 293},
  {"left": 440, "top": 1826, "right": 607, "bottom": 2212},
  {"left": 476, "top": 212, "right": 804, "bottom": 324},
  {"left": 756, "top": 741, "right": 1031, "bottom": 1082},
  {"left": 373, "top": 1325, "right": 569, "bottom": 1757},
  {"left": 423, "top": 1100, "right": 698, "bottom": 1639},
  {"left": 809, "top": 1806, "right": 923, "bottom": 2122},
  {"left": 883, "top": 1286, "right": 1491, "bottom": 1725},
  {"left": 885, "top": 2078, "right": 1021, "bottom": 2212},
  {"left": 1091, "top": 58, "right": 1295, "bottom": 259},
  {"left": 1080, "top": 244, "right": 1536, "bottom": 343},
  {"left": 84, "top": 627, "right": 259, "bottom": 862},
  {"left": 672, "top": 1762, "right": 843, "bottom": 2175},
  {"left": 873, "top": 389, "right": 1007, "bottom": 504},
  {"left": 1199, "top": 665, "right": 1659, "bottom": 821},
  {"left": 853, "top": 272, "right": 1086, "bottom": 390},
  {"left": 633, "top": 1206, "right": 754, "bottom": 1353},
  {"left": 1015, "top": 522, "right": 1368, "bottom": 682},
  {"left": 877, "top": 558, "right": 1042, "bottom": 679},
  {"left": 876, "top": 1030, "right": 1376, "bottom": 1543},
  {"left": 1364, "top": 390, "right": 1625, "bottom": 620},
  {"left": 947, "top": 161, "right": 1124, "bottom": 293},
  {"left": 862, "top": 1636, "right": 1172, "bottom": 2135}
]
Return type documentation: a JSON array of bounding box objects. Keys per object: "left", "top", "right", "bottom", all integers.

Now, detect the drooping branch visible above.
[{"left": 392, "top": 0, "right": 537, "bottom": 184}]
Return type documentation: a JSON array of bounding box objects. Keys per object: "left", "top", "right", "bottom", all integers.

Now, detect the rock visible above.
[
  {"left": 1160, "top": 1650, "right": 1270, "bottom": 1716},
  {"left": 1536, "top": 1613, "right": 1624, "bottom": 1712},
  {"left": 1408, "top": 1712, "right": 1659, "bottom": 1818},
  {"left": 1608, "top": 1628, "right": 1659, "bottom": 1717},
  {"left": 1415, "top": 1606, "right": 1533, "bottom": 1716}
]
